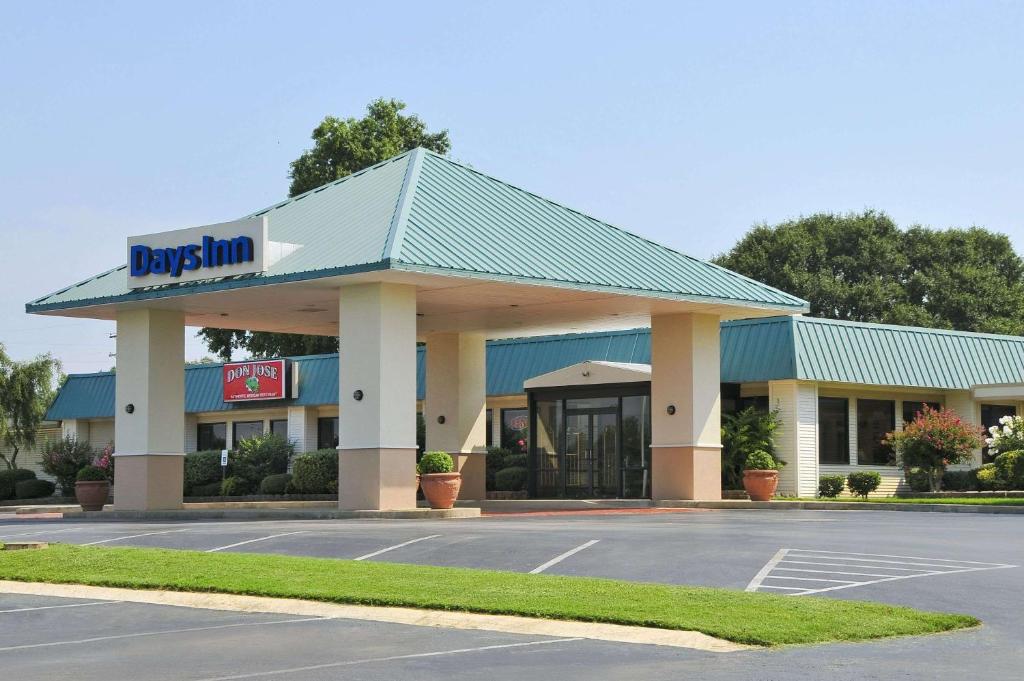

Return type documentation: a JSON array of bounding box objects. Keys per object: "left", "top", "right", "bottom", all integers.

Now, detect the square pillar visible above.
[
  {"left": 424, "top": 332, "right": 487, "bottom": 500},
  {"left": 287, "top": 405, "right": 318, "bottom": 454},
  {"left": 337, "top": 283, "right": 418, "bottom": 510},
  {"left": 113, "top": 308, "right": 185, "bottom": 510},
  {"left": 650, "top": 312, "right": 722, "bottom": 501}
]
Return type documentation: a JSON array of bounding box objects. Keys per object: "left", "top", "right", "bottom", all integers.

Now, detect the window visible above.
[
  {"left": 270, "top": 419, "right": 288, "bottom": 441},
  {"left": 197, "top": 422, "right": 226, "bottom": 451},
  {"left": 317, "top": 417, "right": 339, "bottom": 450},
  {"left": 485, "top": 409, "right": 493, "bottom": 448},
  {"left": 982, "top": 404, "right": 1017, "bottom": 464},
  {"left": 818, "top": 397, "right": 849, "bottom": 464},
  {"left": 902, "top": 401, "right": 941, "bottom": 425},
  {"left": 501, "top": 408, "right": 529, "bottom": 453},
  {"left": 232, "top": 420, "right": 264, "bottom": 444},
  {"left": 857, "top": 400, "right": 896, "bottom": 466}
]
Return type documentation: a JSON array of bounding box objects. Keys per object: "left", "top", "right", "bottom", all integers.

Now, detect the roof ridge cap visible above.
[{"left": 382, "top": 148, "right": 426, "bottom": 260}]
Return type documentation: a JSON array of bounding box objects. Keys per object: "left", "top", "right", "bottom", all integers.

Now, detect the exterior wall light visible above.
[
  {"left": 437, "top": 415, "right": 446, "bottom": 424},
  {"left": 125, "top": 403, "right": 135, "bottom": 414},
  {"left": 352, "top": 390, "right": 363, "bottom": 401},
  {"left": 666, "top": 404, "right": 676, "bottom": 415}
]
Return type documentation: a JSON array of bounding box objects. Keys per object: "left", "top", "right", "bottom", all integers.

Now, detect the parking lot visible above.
[{"left": 2, "top": 509, "right": 1022, "bottom": 680}]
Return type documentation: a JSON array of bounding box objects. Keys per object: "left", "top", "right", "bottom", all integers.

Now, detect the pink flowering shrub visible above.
[
  {"left": 93, "top": 444, "right": 115, "bottom": 483},
  {"left": 885, "top": 406, "right": 984, "bottom": 492}
]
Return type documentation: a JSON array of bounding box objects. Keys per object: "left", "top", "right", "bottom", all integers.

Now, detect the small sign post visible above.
[{"left": 220, "top": 449, "right": 229, "bottom": 484}]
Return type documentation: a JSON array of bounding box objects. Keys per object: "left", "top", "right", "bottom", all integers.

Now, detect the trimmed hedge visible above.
[
  {"left": 15, "top": 479, "right": 55, "bottom": 499},
  {"left": 232, "top": 434, "right": 292, "bottom": 490},
  {"left": 994, "top": 450, "right": 1024, "bottom": 490},
  {"left": 847, "top": 471, "right": 882, "bottom": 498},
  {"left": 184, "top": 451, "right": 223, "bottom": 495},
  {"left": 0, "top": 469, "right": 37, "bottom": 500},
  {"left": 289, "top": 450, "right": 338, "bottom": 494},
  {"left": 818, "top": 474, "right": 845, "bottom": 498},
  {"left": 259, "top": 473, "right": 293, "bottom": 495},
  {"left": 220, "top": 476, "right": 249, "bottom": 497},
  {"left": 941, "top": 469, "right": 977, "bottom": 492},
  {"left": 494, "top": 466, "right": 527, "bottom": 492},
  {"left": 189, "top": 481, "right": 223, "bottom": 497}
]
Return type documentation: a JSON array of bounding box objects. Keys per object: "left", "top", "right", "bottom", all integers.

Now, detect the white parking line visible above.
[
  {"left": 0, "top": 616, "right": 327, "bottom": 652},
  {"left": 206, "top": 532, "right": 307, "bottom": 553},
  {"left": 81, "top": 529, "right": 189, "bottom": 545},
  {"left": 193, "top": 638, "right": 584, "bottom": 680},
  {"left": 747, "top": 547, "right": 1018, "bottom": 596},
  {"left": 529, "top": 540, "right": 600, "bottom": 574},
  {"left": 0, "top": 527, "right": 84, "bottom": 540},
  {"left": 0, "top": 601, "right": 122, "bottom": 614},
  {"left": 354, "top": 535, "right": 441, "bottom": 561}
]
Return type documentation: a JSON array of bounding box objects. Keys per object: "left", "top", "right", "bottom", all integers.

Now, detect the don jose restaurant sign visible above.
[{"left": 223, "top": 359, "right": 290, "bottom": 402}]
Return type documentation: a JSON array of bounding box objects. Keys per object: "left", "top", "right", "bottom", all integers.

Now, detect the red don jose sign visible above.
[{"left": 223, "top": 359, "right": 289, "bottom": 402}]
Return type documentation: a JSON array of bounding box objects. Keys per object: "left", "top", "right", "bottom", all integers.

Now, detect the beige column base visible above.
[
  {"left": 450, "top": 452, "right": 486, "bottom": 501},
  {"left": 338, "top": 448, "right": 417, "bottom": 510},
  {"left": 651, "top": 446, "right": 722, "bottom": 501},
  {"left": 113, "top": 454, "right": 185, "bottom": 511}
]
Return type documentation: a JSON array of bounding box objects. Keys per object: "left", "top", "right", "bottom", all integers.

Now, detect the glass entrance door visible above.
[{"left": 564, "top": 407, "right": 618, "bottom": 497}]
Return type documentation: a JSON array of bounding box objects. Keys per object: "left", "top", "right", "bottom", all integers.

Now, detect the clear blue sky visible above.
[{"left": 2, "top": 1, "right": 1022, "bottom": 373}]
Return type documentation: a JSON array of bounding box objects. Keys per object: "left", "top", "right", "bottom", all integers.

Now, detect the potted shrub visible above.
[
  {"left": 885, "top": 406, "right": 984, "bottom": 492},
  {"left": 721, "top": 407, "right": 782, "bottom": 491},
  {"left": 75, "top": 465, "right": 110, "bottom": 511},
  {"left": 418, "top": 451, "right": 460, "bottom": 509},
  {"left": 742, "top": 450, "right": 779, "bottom": 501}
]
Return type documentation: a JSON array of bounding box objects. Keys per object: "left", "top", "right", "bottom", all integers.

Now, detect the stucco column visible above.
[
  {"left": 113, "top": 308, "right": 186, "bottom": 510},
  {"left": 424, "top": 332, "right": 487, "bottom": 500},
  {"left": 650, "top": 312, "right": 722, "bottom": 500},
  {"left": 337, "top": 283, "right": 418, "bottom": 510}
]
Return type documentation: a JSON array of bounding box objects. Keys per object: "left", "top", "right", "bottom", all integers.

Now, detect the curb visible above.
[
  {"left": 0, "top": 580, "right": 748, "bottom": 653},
  {"left": 655, "top": 500, "right": 1024, "bottom": 514},
  {"left": 15, "top": 507, "right": 480, "bottom": 521}
]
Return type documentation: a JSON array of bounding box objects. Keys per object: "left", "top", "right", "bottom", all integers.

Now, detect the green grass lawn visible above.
[
  {"left": 0, "top": 544, "right": 977, "bottom": 647},
  {"left": 783, "top": 497, "right": 1024, "bottom": 505}
]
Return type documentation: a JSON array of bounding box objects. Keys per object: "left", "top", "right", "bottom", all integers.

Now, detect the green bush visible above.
[
  {"left": 0, "top": 469, "right": 36, "bottom": 500},
  {"left": 493, "top": 466, "right": 527, "bottom": 491},
  {"left": 976, "top": 464, "right": 1000, "bottom": 490},
  {"left": 289, "top": 450, "right": 338, "bottom": 494},
  {"left": 418, "top": 451, "right": 454, "bottom": 474},
  {"left": 41, "top": 436, "right": 94, "bottom": 496},
  {"left": 15, "top": 479, "right": 55, "bottom": 499},
  {"left": 743, "top": 450, "right": 777, "bottom": 471},
  {"left": 905, "top": 468, "right": 932, "bottom": 493},
  {"left": 188, "top": 481, "right": 223, "bottom": 497},
  {"left": 503, "top": 453, "right": 527, "bottom": 469},
  {"left": 184, "top": 451, "right": 223, "bottom": 495},
  {"left": 818, "top": 474, "right": 845, "bottom": 498},
  {"left": 994, "top": 450, "right": 1024, "bottom": 490},
  {"left": 847, "top": 471, "right": 882, "bottom": 498},
  {"left": 486, "top": 447, "right": 514, "bottom": 490},
  {"left": 259, "top": 473, "right": 293, "bottom": 495},
  {"left": 941, "top": 469, "right": 977, "bottom": 492},
  {"left": 231, "top": 434, "right": 292, "bottom": 490},
  {"left": 722, "top": 406, "right": 782, "bottom": 489},
  {"left": 220, "top": 476, "right": 249, "bottom": 497},
  {"left": 76, "top": 465, "right": 109, "bottom": 482}
]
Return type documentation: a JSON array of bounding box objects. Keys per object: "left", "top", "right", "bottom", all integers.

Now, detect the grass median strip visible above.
[
  {"left": 783, "top": 497, "right": 1024, "bottom": 506},
  {"left": 0, "top": 544, "right": 977, "bottom": 647}
]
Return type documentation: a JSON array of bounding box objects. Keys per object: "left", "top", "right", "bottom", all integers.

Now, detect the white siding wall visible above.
[
  {"left": 769, "top": 380, "right": 819, "bottom": 497},
  {"left": 794, "top": 383, "right": 819, "bottom": 496},
  {"left": 89, "top": 420, "right": 115, "bottom": 450},
  {"left": 287, "top": 406, "right": 318, "bottom": 453},
  {"left": 2, "top": 425, "right": 61, "bottom": 483}
]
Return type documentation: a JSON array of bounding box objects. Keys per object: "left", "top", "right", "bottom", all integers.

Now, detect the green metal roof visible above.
[{"left": 28, "top": 148, "right": 807, "bottom": 313}]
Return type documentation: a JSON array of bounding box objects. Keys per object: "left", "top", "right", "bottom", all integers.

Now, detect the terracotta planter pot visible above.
[
  {"left": 742, "top": 470, "right": 779, "bottom": 502},
  {"left": 75, "top": 480, "right": 110, "bottom": 511},
  {"left": 419, "top": 472, "right": 461, "bottom": 509}
]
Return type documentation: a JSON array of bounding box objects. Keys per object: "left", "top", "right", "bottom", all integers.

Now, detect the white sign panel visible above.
[{"left": 126, "top": 216, "right": 268, "bottom": 289}]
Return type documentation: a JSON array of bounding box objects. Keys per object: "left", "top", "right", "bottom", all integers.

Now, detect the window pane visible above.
[
  {"left": 233, "top": 421, "right": 264, "bottom": 444},
  {"left": 857, "top": 400, "right": 896, "bottom": 466},
  {"left": 902, "top": 401, "right": 941, "bottom": 424},
  {"left": 485, "top": 409, "right": 493, "bottom": 448},
  {"left": 818, "top": 398, "right": 849, "bottom": 464},
  {"left": 533, "top": 400, "right": 561, "bottom": 497},
  {"left": 621, "top": 395, "right": 651, "bottom": 499},
  {"left": 270, "top": 419, "right": 288, "bottom": 441},
  {"left": 197, "top": 423, "right": 226, "bottom": 451},
  {"left": 501, "top": 409, "right": 529, "bottom": 453},
  {"left": 981, "top": 404, "right": 1017, "bottom": 464},
  {"left": 317, "top": 417, "right": 339, "bottom": 450}
]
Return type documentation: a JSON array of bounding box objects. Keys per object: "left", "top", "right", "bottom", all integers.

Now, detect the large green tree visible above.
[
  {"left": 0, "top": 344, "right": 62, "bottom": 470},
  {"left": 714, "top": 210, "right": 1024, "bottom": 335},
  {"left": 199, "top": 99, "right": 451, "bottom": 360}
]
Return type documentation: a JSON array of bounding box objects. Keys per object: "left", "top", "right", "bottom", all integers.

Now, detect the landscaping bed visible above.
[{"left": 0, "top": 544, "right": 977, "bottom": 647}]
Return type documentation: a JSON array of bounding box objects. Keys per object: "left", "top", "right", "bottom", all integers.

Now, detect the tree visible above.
[
  {"left": 199, "top": 98, "right": 451, "bottom": 360},
  {"left": 714, "top": 210, "right": 1024, "bottom": 335},
  {"left": 0, "top": 344, "right": 61, "bottom": 470}
]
